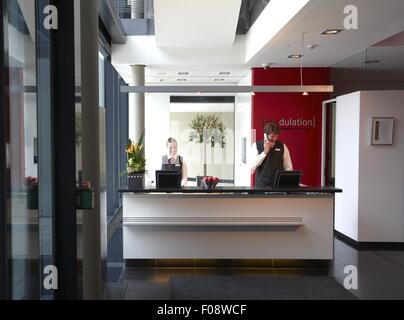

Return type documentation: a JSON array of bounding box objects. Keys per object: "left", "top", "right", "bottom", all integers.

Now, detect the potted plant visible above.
[
  {"left": 189, "top": 113, "right": 226, "bottom": 185},
  {"left": 125, "top": 131, "right": 146, "bottom": 189}
]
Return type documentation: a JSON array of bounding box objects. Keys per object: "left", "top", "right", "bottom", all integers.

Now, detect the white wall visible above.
[
  {"left": 144, "top": 94, "right": 170, "bottom": 185},
  {"left": 335, "top": 91, "right": 404, "bottom": 242},
  {"left": 335, "top": 92, "right": 361, "bottom": 241},
  {"left": 358, "top": 91, "right": 404, "bottom": 242},
  {"left": 234, "top": 72, "right": 252, "bottom": 186}
]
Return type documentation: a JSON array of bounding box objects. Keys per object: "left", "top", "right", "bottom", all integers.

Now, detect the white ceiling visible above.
[
  {"left": 373, "top": 31, "right": 404, "bottom": 47},
  {"left": 154, "top": 0, "right": 242, "bottom": 48},
  {"left": 332, "top": 46, "right": 404, "bottom": 71},
  {"left": 247, "top": 0, "right": 404, "bottom": 67},
  {"left": 170, "top": 103, "right": 234, "bottom": 113},
  {"left": 145, "top": 65, "right": 249, "bottom": 85},
  {"left": 112, "top": 35, "right": 249, "bottom": 84},
  {"left": 112, "top": 0, "right": 404, "bottom": 85}
]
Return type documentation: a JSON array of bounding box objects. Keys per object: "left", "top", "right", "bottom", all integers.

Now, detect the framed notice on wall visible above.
[{"left": 371, "top": 117, "right": 394, "bottom": 145}]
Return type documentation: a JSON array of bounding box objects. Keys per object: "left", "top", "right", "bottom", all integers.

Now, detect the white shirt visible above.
[{"left": 249, "top": 142, "right": 293, "bottom": 173}]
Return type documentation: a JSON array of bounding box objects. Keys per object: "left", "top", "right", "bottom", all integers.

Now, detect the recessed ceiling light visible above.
[
  {"left": 321, "top": 29, "right": 343, "bottom": 35},
  {"left": 307, "top": 44, "right": 319, "bottom": 49},
  {"left": 262, "top": 63, "right": 273, "bottom": 69},
  {"left": 178, "top": 72, "right": 189, "bottom": 75},
  {"left": 219, "top": 72, "right": 231, "bottom": 75},
  {"left": 363, "top": 59, "right": 380, "bottom": 64},
  {"left": 177, "top": 78, "right": 187, "bottom": 82},
  {"left": 214, "top": 78, "right": 225, "bottom": 81},
  {"left": 288, "top": 54, "right": 303, "bottom": 59}
]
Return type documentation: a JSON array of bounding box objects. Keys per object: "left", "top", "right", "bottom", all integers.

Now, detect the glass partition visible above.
[
  {"left": 169, "top": 102, "right": 235, "bottom": 186},
  {"left": 3, "top": 0, "right": 39, "bottom": 299}
]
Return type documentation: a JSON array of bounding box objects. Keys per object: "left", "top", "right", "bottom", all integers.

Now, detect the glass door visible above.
[{"left": 2, "top": 0, "right": 39, "bottom": 299}]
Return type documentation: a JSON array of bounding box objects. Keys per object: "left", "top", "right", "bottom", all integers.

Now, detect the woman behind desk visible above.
[{"left": 161, "top": 137, "right": 188, "bottom": 187}]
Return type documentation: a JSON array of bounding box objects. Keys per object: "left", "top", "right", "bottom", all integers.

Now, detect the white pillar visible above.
[
  {"left": 129, "top": 64, "right": 145, "bottom": 141},
  {"left": 81, "top": 0, "right": 103, "bottom": 300}
]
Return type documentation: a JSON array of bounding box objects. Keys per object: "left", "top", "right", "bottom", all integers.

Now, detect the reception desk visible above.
[{"left": 119, "top": 187, "right": 341, "bottom": 263}]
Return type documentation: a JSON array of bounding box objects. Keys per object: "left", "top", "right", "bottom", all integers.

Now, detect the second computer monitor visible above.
[{"left": 274, "top": 170, "right": 302, "bottom": 188}]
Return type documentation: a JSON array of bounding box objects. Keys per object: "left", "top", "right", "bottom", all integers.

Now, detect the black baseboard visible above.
[
  {"left": 335, "top": 231, "right": 404, "bottom": 251},
  {"left": 125, "top": 259, "right": 331, "bottom": 269}
]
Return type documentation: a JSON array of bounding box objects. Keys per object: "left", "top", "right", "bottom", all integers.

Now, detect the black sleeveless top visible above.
[
  {"left": 162, "top": 155, "right": 183, "bottom": 180},
  {"left": 255, "top": 140, "right": 285, "bottom": 187}
]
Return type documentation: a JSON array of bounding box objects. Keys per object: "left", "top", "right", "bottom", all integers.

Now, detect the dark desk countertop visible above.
[{"left": 118, "top": 186, "right": 342, "bottom": 195}]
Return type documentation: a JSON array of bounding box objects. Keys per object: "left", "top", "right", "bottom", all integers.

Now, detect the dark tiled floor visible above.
[
  {"left": 105, "top": 227, "right": 404, "bottom": 300},
  {"left": 107, "top": 226, "right": 123, "bottom": 263}
]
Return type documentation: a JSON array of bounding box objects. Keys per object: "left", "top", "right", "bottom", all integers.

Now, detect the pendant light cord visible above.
[{"left": 300, "top": 32, "right": 305, "bottom": 87}]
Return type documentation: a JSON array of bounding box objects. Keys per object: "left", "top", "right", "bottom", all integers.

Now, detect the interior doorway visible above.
[{"left": 322, "top": 99, "right": 337, "bottom": 187}]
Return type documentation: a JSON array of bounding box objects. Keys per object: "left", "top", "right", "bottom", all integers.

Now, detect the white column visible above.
[{"left": 129, "top": 64, "right": 145, "bottom": 141}]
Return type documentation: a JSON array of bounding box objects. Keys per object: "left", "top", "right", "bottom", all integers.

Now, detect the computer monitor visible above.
[
  {"left": 274, "top": 170, "right": 303, "bottom": 188},
  {"left": 156, "top": 170, "right": 181, "bottom": 189}
]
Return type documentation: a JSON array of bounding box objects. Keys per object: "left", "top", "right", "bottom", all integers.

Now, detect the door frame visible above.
[
  {"left": 0, "top": 0, "right": 78, "bottom": 300},
  {"left": 321, "top": 98, "right": 337, "bottom": 186},
  {"left": 0, "top": 0, "right": 9, "bottom": 301}
]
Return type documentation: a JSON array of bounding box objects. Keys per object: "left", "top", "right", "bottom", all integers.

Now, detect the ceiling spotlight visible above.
[
  {"left": 178, "top": 72, "right": 189, "bottom": 75},
  {"left": 307, "top": 44, "right": 319, "bottom": 49},
  {"left": 177, "top": 78, "right": 187, "bottom": 82},
  {"left": 219, "top": 72, "right": 231, "bottom": 75},
  {"left": 321, "top": 29, "right": 343, "bottom": 35},
  {"left": 363, "top": 59, "right": 380, "bottom": 64},
  {"left": 214, "top": 78, "right": 225, "bottom": 82},
  {"left": 302, "top": 91, "right": 309, "bottom": 96},
  {"left": 197, "top": 91, "right": 202, "bottom": 96},
  {"left": 288, "top": 54, "right": 303, "bottom": 59},
  {"left": 262, "top": 63, "right": 272, "bottom": 70},
  {"left": 251, "top": 92, "right": 256, "bottom": 96}
]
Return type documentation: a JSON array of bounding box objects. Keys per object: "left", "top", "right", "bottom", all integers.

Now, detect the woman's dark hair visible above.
[
  {"left": 264, "top": 121, "right": 280, "bottom": 135},
  {"left": 167, "top": 137, "right": 178, "bottom": 145}
]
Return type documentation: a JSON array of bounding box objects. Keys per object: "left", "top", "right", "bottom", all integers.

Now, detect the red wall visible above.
[{"left": 252, "top": 67, "right": 330, "bottom": 186}]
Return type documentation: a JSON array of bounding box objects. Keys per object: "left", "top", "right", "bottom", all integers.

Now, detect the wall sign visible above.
[
  {"left": 262, "top": 117, "right": 316, "bottom": 130},
  {"left": 371, "top": 117, "right": 394, "bottom": 145}
]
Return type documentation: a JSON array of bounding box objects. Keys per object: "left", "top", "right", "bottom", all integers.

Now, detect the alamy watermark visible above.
[
  {"left": 43, "top": 5, "right": 58, "bottom": 30},
  {"left": 344, "top": 5, "right": 359, "bottom": 30},
  {"left": 343, "top": 265, "right": 358, "bottom": 290},
  {"left": 41, "top": 4, "right": 358, "bottom": 31},
  {"left": 43, "top": 265, "right": 58, "bottom": 290}
]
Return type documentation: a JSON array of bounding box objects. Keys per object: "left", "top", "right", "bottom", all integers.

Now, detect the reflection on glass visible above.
[
  {"left": 5, "top": 0, "right": 39, "bottom": 299},
  {"left": 168, "top": 103, "right": 235, "bottom": 186}
]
